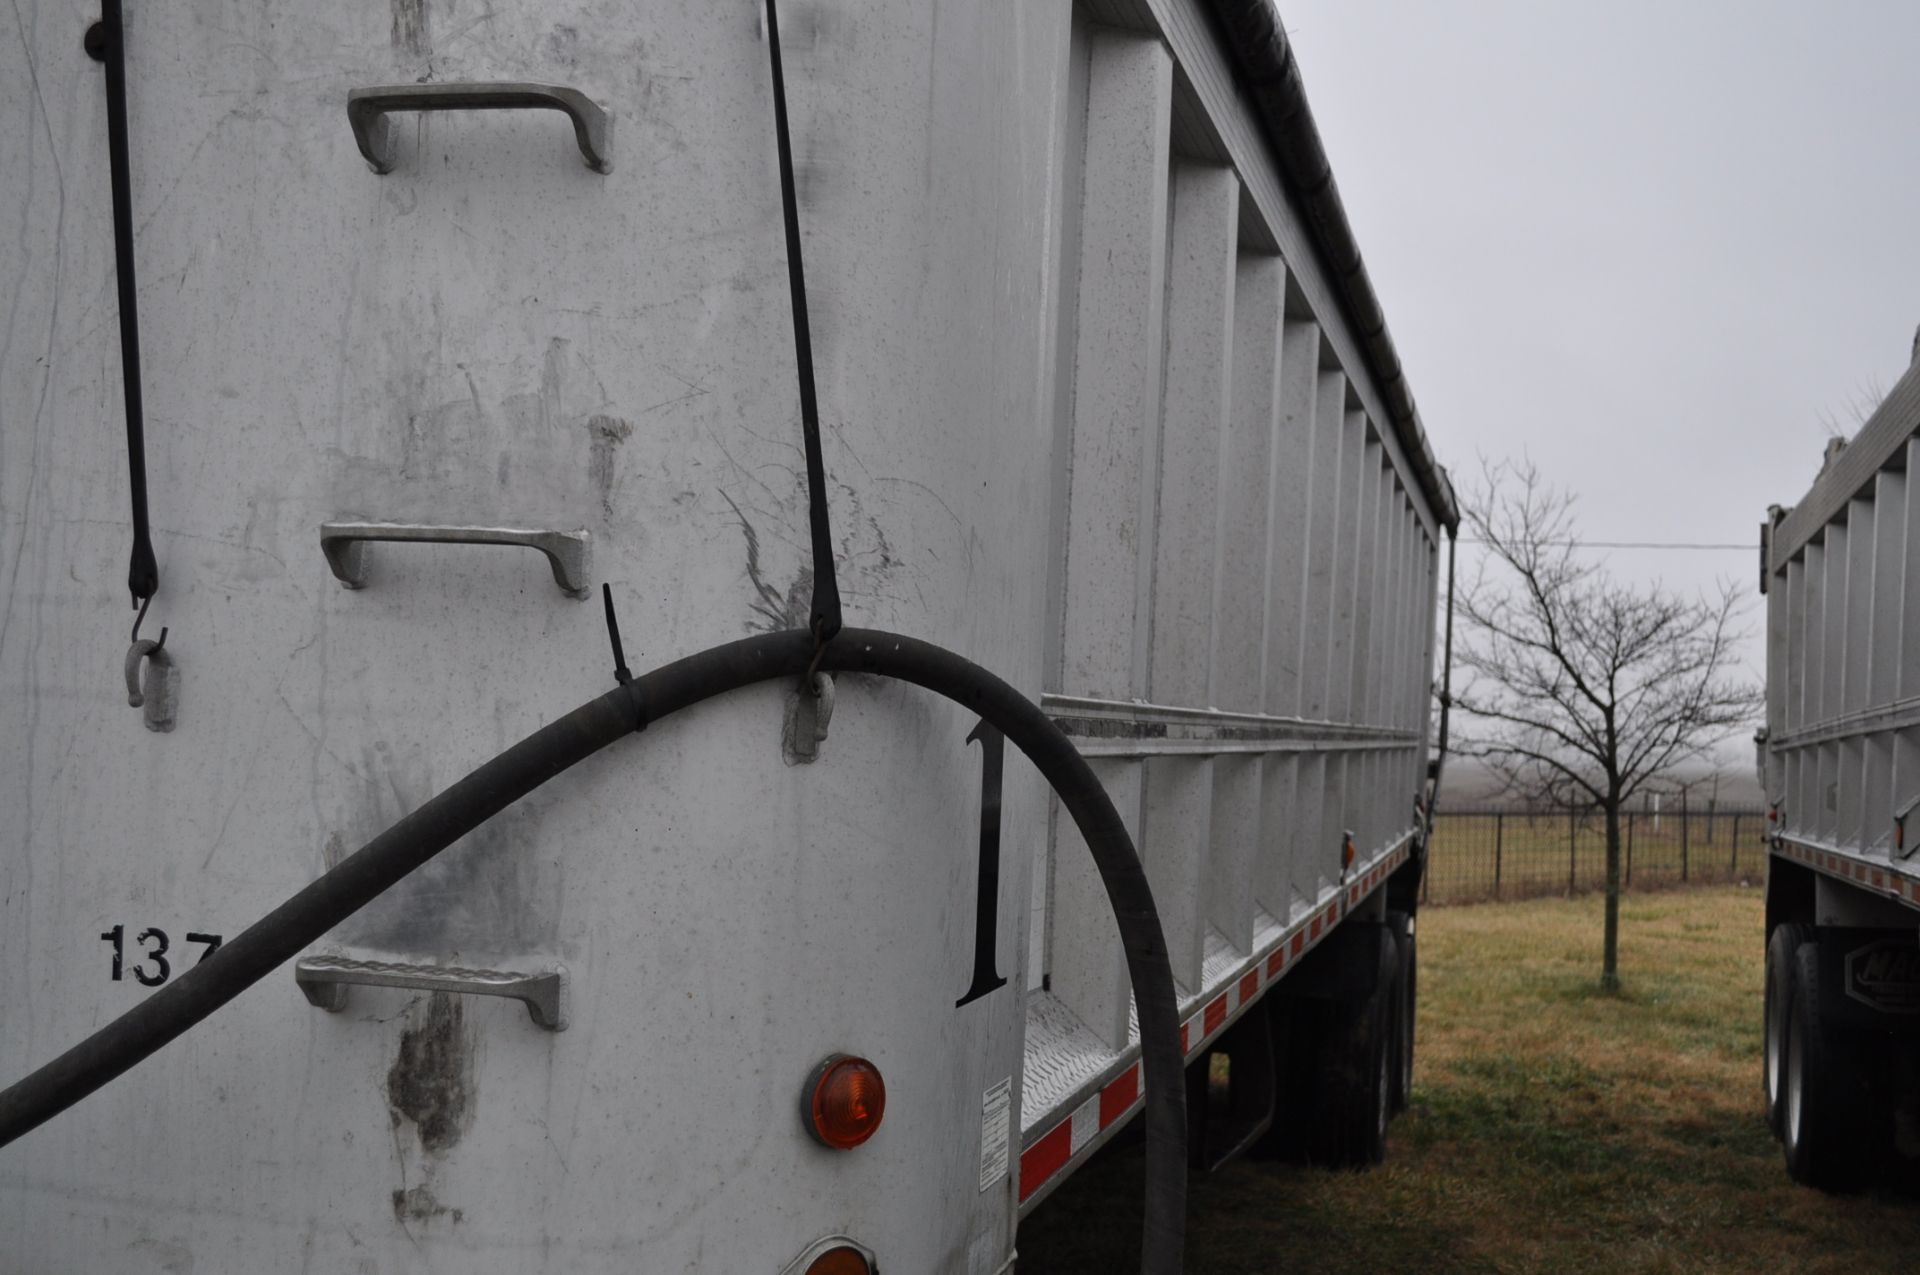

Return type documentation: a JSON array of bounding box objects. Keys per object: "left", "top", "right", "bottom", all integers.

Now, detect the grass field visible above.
[{"left": 1016, "top": 887, "right": 1920, "bottom": 1273}]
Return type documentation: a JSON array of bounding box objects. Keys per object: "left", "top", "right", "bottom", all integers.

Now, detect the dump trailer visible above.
[
  {"left": 1760, "top": 361, "right": 1920, "bottom": 1191},
  {"left": 1, "top": 1, "right": 1456, "bottom": 1269}
]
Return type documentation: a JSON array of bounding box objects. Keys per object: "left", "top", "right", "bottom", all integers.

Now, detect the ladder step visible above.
[
  {"left": 295, "top": 954, "right": 568, "bottom": 1031},
  {"left": 319, "top": 521, "right": 591, "bottom": 599},
  {"left": 347, "top": 81, "right": 613, "bottom": 174}
]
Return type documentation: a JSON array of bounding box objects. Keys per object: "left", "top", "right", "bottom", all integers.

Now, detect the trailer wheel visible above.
[
  {"left": 1251, "top": 995, "right": 1311, "bottom": 1160},
  {"left": 1387, "top": 912, "right": 1416, "bottom": 1114},
  {"left": 1305, "top": 931, "right": 1393, "bottom": 1168},
  {"left": 1782, "top": 940, "right": 1872, "bottom": 1191},
  {"left": 1764, "top": 922, "right": 1813, "bottom": 1136}
]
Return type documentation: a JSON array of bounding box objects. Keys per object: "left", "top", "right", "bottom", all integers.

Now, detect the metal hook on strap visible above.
[
  {"left": 809, "top": 671, "right": 834, "bottom": 736},
  {"left": 125, "top": 596, "right": 175, "bottom": 732},
  {"left": 783, "top": 618, "right": 838, "bottom": 763},
  {"left": 784, "top": 670, "right": 835, "bottom": 765}
]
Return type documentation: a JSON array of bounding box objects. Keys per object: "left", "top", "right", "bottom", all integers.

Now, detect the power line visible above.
[{"left": 1457, "top": 540, "right": 1750, "bottom": 551}]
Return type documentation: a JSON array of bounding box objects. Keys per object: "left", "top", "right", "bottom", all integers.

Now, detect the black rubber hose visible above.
[{"left": 0, "top": 628, "right": 1185, "bottom": 1272}]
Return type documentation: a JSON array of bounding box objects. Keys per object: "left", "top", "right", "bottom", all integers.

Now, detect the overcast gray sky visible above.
[{"left": 1286, "top": 0, "right": 1920, "bottom": 701}]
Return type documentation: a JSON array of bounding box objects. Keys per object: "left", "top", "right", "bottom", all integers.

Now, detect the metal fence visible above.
[{"left": 1422, "top": 805, "right": 1769, "bottom": 906}]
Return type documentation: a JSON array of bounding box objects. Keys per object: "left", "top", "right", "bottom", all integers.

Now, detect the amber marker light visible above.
[
  {"left": 803, "top": 1054, "right": 886, "bottom": 1150},
  {"left": 804, "top": 1245, "right": 873, "bottom": 1275},
  {"left": 781, "top": 1235, "right": 879, "bottom": 1275}
]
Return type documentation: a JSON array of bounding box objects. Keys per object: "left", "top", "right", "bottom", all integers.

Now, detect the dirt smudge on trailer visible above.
[
  {"left": 587, "top": 415, "right": 633, "bottom": 518},
  {"left": 127, "top": 1238, "right": 195, "bottom": 1274},
  {"left": 391, "top": 1183, "right": 463, "bottom": 1225},
  {"left": 390, "top": 0, "right": 430, "bottom": 62},
  {"left": 546, "top": 24, "right": 581, "bottom": 67},
  {"left": 538, "top": 338, "right": 568, "bottom": 432},
  {"left": 332, "top": 744, "right": 562, "bottom": 958},
  {"left": 387, "top": 992, "right": 473, "bottom": 1154}
]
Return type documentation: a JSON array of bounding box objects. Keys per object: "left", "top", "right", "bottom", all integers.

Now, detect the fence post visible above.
[
  {"left": 1731, "top": 813, "right": 1740, "bottom": 876},
  {"left": 1422, "top": 823, "right": 1431, "bottom": 904},
  {"left": 1569, "top": 809, "right": 1577, "bottom": 896},
  {"left": 1495, "top": 812, "right": 1504, "bottom": 900},
  {"left": 1681, "top": 791, "right": 1690, "bottom": 883},
  {"left": 1626, "top": 811, "right": 1635, "bottom": 887}
]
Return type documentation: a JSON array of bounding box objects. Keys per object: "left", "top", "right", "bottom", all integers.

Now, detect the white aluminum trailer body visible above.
[
  {"left": 1, "top": 0, "right": 1453, "bottom": 1267},
  {"left": 1761, "top": 356, "right": 1920, "bottom": 1190},
  {"left": 1762, "top": 363, "right": 1920, "bottom": 907}
]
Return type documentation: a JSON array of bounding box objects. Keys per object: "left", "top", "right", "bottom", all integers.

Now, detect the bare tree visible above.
[
  {"left": 1454, "top": 458, "right": 1762, "bottom": 990},
  {"left": 1816, "top": 375, "right": 1886, "bottom": 440}
]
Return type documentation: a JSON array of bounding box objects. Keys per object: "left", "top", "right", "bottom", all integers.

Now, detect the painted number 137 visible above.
[{"left": 100, "top": 924, "right": 223, "bottom": 987}]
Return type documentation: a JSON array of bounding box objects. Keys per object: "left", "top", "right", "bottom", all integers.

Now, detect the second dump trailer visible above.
[
  {"left": 0, "top": 0, "right": 1456, "bottom": 1268},
  {"left": 1761, "top": 356, "right": 1920, "bottom": 1192}
]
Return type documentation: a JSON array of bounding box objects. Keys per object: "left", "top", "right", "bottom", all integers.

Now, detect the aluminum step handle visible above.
[
  {"left": 296, "top": 955, "right": 568, "bottom": 1031},
  {"left": 348, "top": 82, "right": 612, "bottom": 174},
  {"left": 320, "top": 521, "right": 591, "bottom": 599}
]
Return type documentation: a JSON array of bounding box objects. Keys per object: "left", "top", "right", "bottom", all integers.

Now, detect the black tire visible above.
[
  {"left": 1764, "top": 922, "right": 1813, "bottom": 1136},
  {"left": 1251, "top": 994, "right": 1313, "bottom": 1160},
  {"left": 1387, "top": 913, "right": 1416, "bottom": 1114},
  {"left": 1782, "top": 940, "right": 1873, "bottom": 1191},
  {"left": 1305, "top": 931, "right": 1394, "bottom": 1168}
]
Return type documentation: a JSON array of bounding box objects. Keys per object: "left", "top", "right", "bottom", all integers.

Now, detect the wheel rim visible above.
[
  {"left": 1404, "top": 956, "right": 1416, "bottom": 1097},
  {"left": 1784, "top": 1004, "right": 1805, "bottom": 1153},
  {"left": 1765, "top": 967, "right": 1782, "bottom": 1109},
  {"left": 1376, "top": 1038, "right": 1391, "bottom": 1140},
  {"left": 1401, "top": 1001, "right": 1415, "bottom": 1097}
]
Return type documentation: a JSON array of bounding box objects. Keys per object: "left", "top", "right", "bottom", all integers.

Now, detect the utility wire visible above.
[{"left": 1457, "top": 540, "right": 1750, "bottom": 551}]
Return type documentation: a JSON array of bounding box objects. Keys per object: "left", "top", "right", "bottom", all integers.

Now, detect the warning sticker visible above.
[{"left": 979, "top": 1077, "right": 1013, "bottom": 1192}]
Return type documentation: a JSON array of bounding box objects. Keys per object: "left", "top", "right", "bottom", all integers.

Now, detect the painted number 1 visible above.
[{"left": 956, "top": 719, "right": 1009, "bottom": 1009}]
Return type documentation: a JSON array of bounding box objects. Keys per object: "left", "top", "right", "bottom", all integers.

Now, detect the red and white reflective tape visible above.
[
  {"left": 1018, "top": 1063, "right": 1140, "bottom": 1204},
  {"left": 1773, "top": 837, "right": 1920, "bottom": 907},
  {"left": 1017, "top": 838, "right": 1414, "bottom": 1205}
]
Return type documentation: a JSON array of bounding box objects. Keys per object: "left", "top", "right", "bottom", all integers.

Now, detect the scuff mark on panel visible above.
[
  {"left": 539, "top": 337, "right": 567, "bottom": 431},
  {"left": 546, "top": 24, "right": 581, "bottom": 67},
  {"left": 331, "top": 743, "right": 562, "bottom": 957},
  {"left": 713, "top": 462, "right": 949, "bottom": 633},
  {"left": 391, "top": 1183, "right": 463, "bottom": 1225},
  {"left": 391, "top": 0, "right": 431, "bottom": 61},
  {"left": 718, "top": 489, "right": 805, "bottom": 631},
  {"left": 336, "top": 799, "right": 563, "bottom": 954},
  {"left": 386, "top": 992, "right": 472, "bottom": 1154},
  {"left": 586, "top": 415, "right": 632, "bottom": 518},
  {"left": 127, "top": 1237, "right": 195, "bottom": 1274}
]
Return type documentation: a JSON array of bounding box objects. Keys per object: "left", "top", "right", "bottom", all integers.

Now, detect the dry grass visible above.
[{"left": 1017, "top": 887, "right": 1920, "bottom": 1273}]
